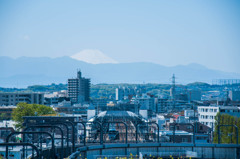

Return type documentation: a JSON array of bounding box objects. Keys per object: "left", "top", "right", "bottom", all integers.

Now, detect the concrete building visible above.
[
  {"left": 115, "top": 87, "right": 139, "bottom": 101},
  {"left": 137, "top": 94, "right": 156, "bottom": 113},
  {"left": 175, "top": 93, "right": 188, "bottom": 101},
  {"left": 198, "top": 106, "right": 219, "bottom": 129},
  {"left": 188, "top": 90, "right": 201, "bottom": 101},
  {"left": 167, "top": 122, "right": 210, "bottom": 143},
  {"left": 0, "top": 106, "right": 16, "bottom": 120},
  {"left": 160, "top": 130, "right": 193, "bottom": 143},
  {"left": 168, "top": 122, "right": 210, "bottom": 134},
  {"left": 87, "top": 104, "right": 96, "bottom": 120},
  {"left": 198, "top": 105, "right": 240, "bottom": 129},
  {"left": 173, "top": 100, "right": 192, "bottom": 112},
  {"left": 44, "top": 90, "right": 67, "bottom": 98},
  {"left": 0, "top": 92, "right": 44, "bottom": 106},
  {"left": 54, "top": 102, "right": 89, "bottom": 120},
  {"left": 156, "top": 115, "right": 166, "bottom": 130},
  {"left": 185, "top": 110, "right": 194, "bottom": 118},
  {"left": 115, "top": 87, "right": 124, "bottom": 101},
  {"left": 139, "top": 104, "right": 148, "bottom": 119},
  {"left": 68, "top": 71, "right": 90, "bottom": 104},
  {"left": 156, "top": 98, "right": 168, "bottom": 113},
  {"left": 184, "top": 109, "right": 198, "bottom": 123},
  {"left": 44, "top": 97, "right": 70, "bottom": 106},
  {"left": 176, "top": 116, "right": 186, "bottom": 123},
  {"left": 92, "top": 98, "right": 108, "bottom": 112},
  {"left": 229, "top": 90, "right": 240, "bottom": 101},
  {"left": 219, "top": 106, "right": 240, "bottom": 117},
  {"left": 111, "top": 102, "right": 139, "bottom": 114}
]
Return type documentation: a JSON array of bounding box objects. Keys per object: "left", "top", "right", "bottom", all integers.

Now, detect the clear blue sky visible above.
[{"left": 0, "top": 0, "right": 240, "bottom": 73}]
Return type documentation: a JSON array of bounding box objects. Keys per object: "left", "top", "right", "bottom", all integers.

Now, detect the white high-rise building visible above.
[{"left": 115, "top": 87, "right": 124, "bottom": 101}]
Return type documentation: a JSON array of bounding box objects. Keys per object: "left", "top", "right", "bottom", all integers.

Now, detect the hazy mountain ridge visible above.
[{"left": 0, "top": 56, "right": 239, "bottom": 88}]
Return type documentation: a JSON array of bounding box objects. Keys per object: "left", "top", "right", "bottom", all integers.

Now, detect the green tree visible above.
[
  {"left": 213, "top": 113, "right": 240, "bottom": 144},
  {"left": 0, "top": 113, "right": 8, "bottom": 121},
  {"left": 12, "top": 103, "right": 56, "bottom": 130}
]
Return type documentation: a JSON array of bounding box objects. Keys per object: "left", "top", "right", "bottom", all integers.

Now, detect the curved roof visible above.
[
  {"left": 89, "top": 110, "right": 147, "bottom": 123},
  {"left": 97, "top": 111, "right": 139, "bottom": 118}
]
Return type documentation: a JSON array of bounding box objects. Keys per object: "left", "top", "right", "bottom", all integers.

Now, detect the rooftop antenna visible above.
[{"left": 77, "top": 69, "right": 82, "bottom": 79}]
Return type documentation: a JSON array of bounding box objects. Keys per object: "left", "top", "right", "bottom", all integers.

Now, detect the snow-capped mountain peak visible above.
[{"left": 70, "top": 49, "right": 118, "bottom": 64}]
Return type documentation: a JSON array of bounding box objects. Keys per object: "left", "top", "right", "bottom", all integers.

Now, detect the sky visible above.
[{"left": 0, "top": 0, "right": 240, "bottom": 73}]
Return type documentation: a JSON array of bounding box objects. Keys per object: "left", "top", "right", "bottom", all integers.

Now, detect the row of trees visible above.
[{"left": 213, "top": 113, "right": 240, "bottom": 144}]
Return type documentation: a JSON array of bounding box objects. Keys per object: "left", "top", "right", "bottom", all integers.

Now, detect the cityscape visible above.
[
  {"left": 0, "top": 70, "right": 240, "bottom": 158},
  {"left": 0, "top": 1, "right": 240, "bottom": 159}
]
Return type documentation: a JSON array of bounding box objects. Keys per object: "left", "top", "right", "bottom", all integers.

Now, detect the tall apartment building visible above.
[
  {"left": 0, "top": 92, "right": 44, "bottom": 106},
  {"left": 68, "top": 71, "right": 90, "bottom": 104},
  {"left": 156, "top": 98, "right": 169, "bottom": 113}
]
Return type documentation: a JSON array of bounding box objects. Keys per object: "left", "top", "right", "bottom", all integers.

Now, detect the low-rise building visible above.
[
  {"left": 198, "top": 106, "right": 219, "bottom": 129},
  {"left": 160, "top": 130, "right": 193, "bottom": 143},
  {"left": 44, "top": 97, "right": 70, "bottom": 106},
  {"left": 219, "top": 106, "right": 240, "bottom": 117},
  {"left": 198, "top": 105, "right": 240, "bottom": 129},
  {"left": 188, "top": 89, "right": 201, "bottom": 101},
  {"left": 54, "top": 103, "right": 88, "bottom": 120},
  {"left": 0, "top": 106, "right": 16, "bottom": 120},
  {"left": 168, "top": 122, "right": 210, "bottom": 134},
  {"left": 0, "top": 92, "right": 44, "bottom": 106},
  {"left": 92, "top": 98, "right": 108, "bottom": 112},
  {"left": 229, "top": 90, "right": 240, "bottom": 101}
]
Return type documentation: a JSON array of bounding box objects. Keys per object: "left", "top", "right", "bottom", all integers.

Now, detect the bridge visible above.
[{"left": 0, "top": 116, "right": 239, "bottom": 159}]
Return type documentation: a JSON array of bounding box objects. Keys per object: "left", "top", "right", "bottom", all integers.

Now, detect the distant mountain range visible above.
[{"left": 0, "top": 56, "right": 240, "bottom": 88}]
